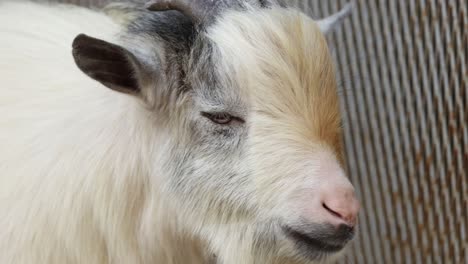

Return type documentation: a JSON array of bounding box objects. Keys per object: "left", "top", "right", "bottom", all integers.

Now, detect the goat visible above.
[{"left": 0, "top": 1, "right": 358, "bottom": 263}]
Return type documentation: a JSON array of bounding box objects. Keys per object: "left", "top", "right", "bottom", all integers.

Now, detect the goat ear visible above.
[
  {"left": 72, "top": 34, "right": 143, "bottom": 94},
  {"left": 317, "top": 3, "right": 353, "bottom": 34}
]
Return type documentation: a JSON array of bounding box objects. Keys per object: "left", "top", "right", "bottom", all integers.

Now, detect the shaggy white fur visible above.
[
  {"left": 0, "top": 2, "right": 194, "bottom": 263},
  {"left": 0, "top": 1, "right": 355, "bottom": 264}
]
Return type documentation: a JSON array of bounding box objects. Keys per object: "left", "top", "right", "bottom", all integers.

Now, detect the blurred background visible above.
[{"left": 39, "top": 0, "right": 468, "bottom": 263}]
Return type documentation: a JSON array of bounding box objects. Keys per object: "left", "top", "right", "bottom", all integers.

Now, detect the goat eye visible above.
[{"left": 202, "top": 112, "right": 234, "bottom": 125}]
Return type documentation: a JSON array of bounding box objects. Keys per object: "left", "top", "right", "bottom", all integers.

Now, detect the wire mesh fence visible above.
[{"left": 296, "top": 1, "right": 467, "bottom": 263}]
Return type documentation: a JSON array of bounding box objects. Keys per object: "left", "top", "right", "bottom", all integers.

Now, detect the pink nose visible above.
[{"left": 322, "top": 190, "right": 360, "bottom": 226}]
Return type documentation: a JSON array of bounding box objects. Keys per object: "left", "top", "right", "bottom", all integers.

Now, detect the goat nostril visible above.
[
  {"left": 323, "top": 203, "right": 343, "bottom": 219},
  {"left": 322, "top": 202, "right": 358, "bottom": 226}
]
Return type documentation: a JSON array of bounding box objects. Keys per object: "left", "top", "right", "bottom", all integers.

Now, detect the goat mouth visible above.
[{"left": 281, "top": 225, "right": 353, "bottom": 258}]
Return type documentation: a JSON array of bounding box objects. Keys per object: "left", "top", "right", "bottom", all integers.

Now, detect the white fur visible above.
[
  {"left": 0, "top": 2, "right": 204, "bottom": 263},
  {"left": 0, "top": 2, "right": 356, "bottom": 264}
]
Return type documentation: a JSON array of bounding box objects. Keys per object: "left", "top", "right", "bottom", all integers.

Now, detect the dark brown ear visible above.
[{"left": 72, "top": 34, "right": 142, "bottom": 94}]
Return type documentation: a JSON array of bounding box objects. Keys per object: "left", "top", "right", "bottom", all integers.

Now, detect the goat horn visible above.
[{"left": 145, "top": 0, "right": 207, "bottom": 24}]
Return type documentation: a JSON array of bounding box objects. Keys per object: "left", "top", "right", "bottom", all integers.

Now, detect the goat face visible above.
[{"left": 72, "top": 1, "right": 359, "bottom": 263}]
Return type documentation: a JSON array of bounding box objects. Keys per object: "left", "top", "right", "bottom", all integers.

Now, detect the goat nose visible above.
[{"left": 322, "top": 191, "right": 360, "bottom": 226}]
